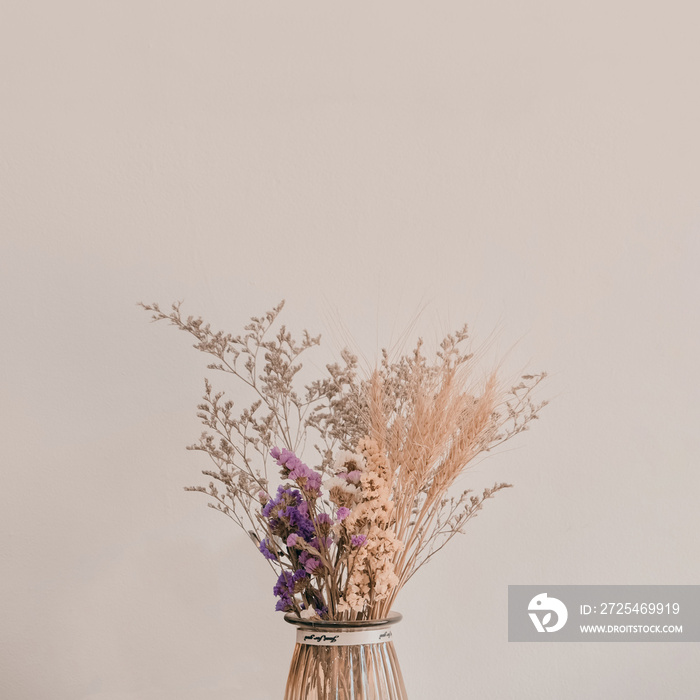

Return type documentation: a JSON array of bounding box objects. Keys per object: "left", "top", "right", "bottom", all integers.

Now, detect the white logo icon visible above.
[{"left": 528, "top": 593, "right": 568, "bottom": 632}]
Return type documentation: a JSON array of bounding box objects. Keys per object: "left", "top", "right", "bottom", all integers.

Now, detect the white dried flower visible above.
[
  {"left": 324, "top": 475, "right": 358, "bottom": 495},
  {"left": 333, "top": 449, "right": 366, "bottom": 474}
]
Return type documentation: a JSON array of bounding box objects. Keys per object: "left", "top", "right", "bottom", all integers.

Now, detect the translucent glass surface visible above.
[{"left": 283, "top": 613, "right": 408, "bottom": 700}]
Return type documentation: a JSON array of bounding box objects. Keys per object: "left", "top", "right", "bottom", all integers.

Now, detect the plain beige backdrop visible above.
[{"left": 2, "top": 1, "right": 699, "bottom": 698}]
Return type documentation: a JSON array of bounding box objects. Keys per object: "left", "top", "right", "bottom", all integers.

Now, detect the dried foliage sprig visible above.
[{"left": 139, "top": 300, "right": 546, "bottom": 620}]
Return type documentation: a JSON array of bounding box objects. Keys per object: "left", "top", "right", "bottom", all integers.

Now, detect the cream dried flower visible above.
[{"left": 333, "top": 449, "right": 366, "bottom": 474}]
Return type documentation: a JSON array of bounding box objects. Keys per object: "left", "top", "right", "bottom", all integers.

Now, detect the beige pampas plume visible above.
[
  {"left": 317, "top": 302, "right": 546, "bottom": 618},
  {"left": 357, "top": 325, "right": 547, "bottom": 617}
]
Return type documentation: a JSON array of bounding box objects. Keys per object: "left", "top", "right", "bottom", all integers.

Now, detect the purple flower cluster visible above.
[
  {"left": 260, "top": 485, "right": 316, "bottom": 544},
  {"left": 259, "top": 450, "right": 336, "bottom": 614},
  {"left": 259, "top": 538, "right": 278, "bottom": 561},
  {"left": 270, "top": 447, "right": 322, "bottom": 495},
  {"left": 273, "top": 569, "right": 308, "bottom": 612}
]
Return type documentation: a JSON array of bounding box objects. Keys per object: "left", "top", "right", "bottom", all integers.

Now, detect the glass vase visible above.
[{"left": 283, "top": 611, "right": 408, "bottom": 700}]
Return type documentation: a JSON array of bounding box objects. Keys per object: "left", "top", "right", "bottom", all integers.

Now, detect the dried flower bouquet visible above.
[{"left": 140, "top": 300, "right": 546, "bottom": 621}]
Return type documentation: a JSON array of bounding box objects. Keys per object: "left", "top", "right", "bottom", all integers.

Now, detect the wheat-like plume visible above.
[{"left": 363, "top": 341, "right": 544, "bottom": 617}]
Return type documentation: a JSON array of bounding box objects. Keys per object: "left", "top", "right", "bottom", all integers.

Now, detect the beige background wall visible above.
[{"left": 2, "top": 2, "right": 699, "bottom": 698}]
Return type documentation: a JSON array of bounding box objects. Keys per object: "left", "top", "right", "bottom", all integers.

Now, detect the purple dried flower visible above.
[
  {"left": 273, "top": 569, "right": 308, "bottom": 600},
  {"left": 273, "top": 571, "right": 293, "bottom": 597},
  {"left": 285, "top": 505, "right": 315, "bottom": 540},
  {"left": 298, "top": 550, "right": 323, "bottom": 575},
  {"left": 351, "top": 534, "right": 367, "bottom": 548},
  {"left": 291, "top": 569, "right": 308, "bottom": 593},
  {"left": 304, "top": 558, "right": 321, "bottom": 574},
  {"left": 336, "top": 507, "right": 350, "bottom": 521},
  {"left": 262, "top": 485, "right": 301, "bottom": 519},
  {"left": 259, "top": 538, "right": 277, "bottom": 561},
  {"left": 260, "top": 485, "right": 317, "bottom": 542},
  {"left": 270, "top": 447, "right": 323, "bottom": 496},
  {"left": 309, "top": 536, "right": 332, "bottom": 551},
  {"left": 275, "top": 595, "right": 294, "bottom": 612}
]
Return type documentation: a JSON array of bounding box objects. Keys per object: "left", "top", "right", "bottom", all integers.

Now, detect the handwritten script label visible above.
[{"left": 297, "top": 628, "right": 394, "bottom": 646}]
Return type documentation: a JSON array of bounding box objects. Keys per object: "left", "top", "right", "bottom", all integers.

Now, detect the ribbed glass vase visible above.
[{"left": 283, "top": 612, "right": 408, "bottom": 700}]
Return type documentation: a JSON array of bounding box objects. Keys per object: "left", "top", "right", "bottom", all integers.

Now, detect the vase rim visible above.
[{"left": 284, "top": 611, "right": 402, "bottom": 629}]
